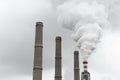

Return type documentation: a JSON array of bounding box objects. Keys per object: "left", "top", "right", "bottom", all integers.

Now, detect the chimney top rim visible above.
[
  {"left": 74, "top": 51, "right": 79, "bottom": 55},
  {"left": 56, "top": 36, "right": 62, "bottom": 40},
  {"left": 36, "top": 22, "right": 43, "bottom": 26}
]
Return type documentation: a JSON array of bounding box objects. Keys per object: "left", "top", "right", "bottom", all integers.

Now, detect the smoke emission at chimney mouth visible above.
[{"left": 57, "top": 1, "right": 110, "bottom": 61}]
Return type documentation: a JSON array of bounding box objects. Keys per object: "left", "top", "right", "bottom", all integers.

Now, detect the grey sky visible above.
[{"left": 0, "top": 0, "right": 120, "bottom": 80}]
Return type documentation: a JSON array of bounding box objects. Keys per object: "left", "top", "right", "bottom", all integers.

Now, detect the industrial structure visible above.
[
  {"left": 74, "top": 51, "right": 80, "bottom": 80},
  {"left": 55, "top": 37, "right": 62, "bottom": 80},
  {"left": 33, "top": 22, "right": 43, "bottom": 80},
  {"left": 81, "top": 61, "right": 90, "bottom": 80},
  {"left": 33, "top": 22, "right": 91, "bottom": 80}
]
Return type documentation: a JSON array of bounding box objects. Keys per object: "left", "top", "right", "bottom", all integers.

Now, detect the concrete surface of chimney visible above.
[
  {"left": 74, "top": 51, "right": 80, "bottom": 80},
  {"left": 33, "top": 22, "right": 43, "bottom": 80},
  {"left": 55, "top": 36, "right": 62, "bottom": 80}
]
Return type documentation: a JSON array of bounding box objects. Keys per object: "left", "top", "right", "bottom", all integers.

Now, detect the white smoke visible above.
[{"left": 57, "top": 1, "right": 110, "bottom": 61}]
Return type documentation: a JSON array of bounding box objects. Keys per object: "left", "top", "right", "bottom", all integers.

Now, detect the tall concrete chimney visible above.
[
  {"left": 55, "top": 36, "right": 62, "bottom": 80},
  {"left": 74, "top": 51, "right": 80, "bottom": 80},
  {"left": 33, "top": 22, "right": 43, "bottom": 80}
]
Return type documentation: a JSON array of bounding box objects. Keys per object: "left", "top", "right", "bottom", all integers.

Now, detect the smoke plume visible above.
[{"left": 57, "top": 0, "right": 110, "bottom": 61}]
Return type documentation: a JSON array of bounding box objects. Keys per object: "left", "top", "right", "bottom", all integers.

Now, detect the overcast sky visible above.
[{"left": 0, "top": 0, "right": 120, "bottom": 80}]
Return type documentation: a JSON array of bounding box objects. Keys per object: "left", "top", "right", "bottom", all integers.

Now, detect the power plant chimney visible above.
[
  {"left": 55, "top": 36, "right": 62, "bottom": 80},
  {"left": 74, "top": 51, "right": 80, "bottom": 80},
  {"left": 33, "top": 22, "right": 43, "bottom": 80}
]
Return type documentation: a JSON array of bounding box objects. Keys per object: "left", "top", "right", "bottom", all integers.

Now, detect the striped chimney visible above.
[{"left": 83, "top": 61, "right": 88, "bottom": 72}]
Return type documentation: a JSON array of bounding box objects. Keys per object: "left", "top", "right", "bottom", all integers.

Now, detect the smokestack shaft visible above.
[
  {"left": 33, "top": 22, "right": 43, "bottom": 80},
  {"left": 55, "top": 37, "right": 62, "bottom": 80},
  {"left": 83, "top": 61, "right": 88, "bottom": 72},
  {"left": 74, "top": 51, "right": 80, "bottom": 80}
]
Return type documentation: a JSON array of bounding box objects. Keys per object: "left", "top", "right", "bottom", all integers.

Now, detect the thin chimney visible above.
[
  {"left": 55, "top": 36, "right": 62, "bottom": 80},
  {"left": 33, "top": 22, "right": 43, "bottom": 80},
  {"left": 74, "top": 51, "right": 80, "bottom": 80}
]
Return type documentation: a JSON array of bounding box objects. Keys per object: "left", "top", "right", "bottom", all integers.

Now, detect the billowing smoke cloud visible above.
[{"left": 57, "top": 0, "right": 110, "bottom": 61}]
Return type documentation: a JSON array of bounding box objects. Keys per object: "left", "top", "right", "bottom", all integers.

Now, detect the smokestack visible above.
[
  {"left": 83, "top": 61, "right": 88, "bottom": 72},
  {"left": 55, "top": 36, "right": 62, "bottom": 80},
  {"left": 74, "top": 51, "right": 80, "bottom": 80},
  {"left": 33, "top": 22, "right": 43, "bottom": 80},
  {"left": 81, "top": 61, "right": 90, "bottom": 80}
]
